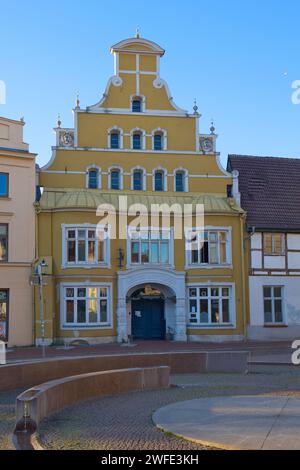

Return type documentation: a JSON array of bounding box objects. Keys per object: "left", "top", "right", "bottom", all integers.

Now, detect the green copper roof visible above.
[{"left": 38, "top": 188, "right": 243, "bottom": 214}]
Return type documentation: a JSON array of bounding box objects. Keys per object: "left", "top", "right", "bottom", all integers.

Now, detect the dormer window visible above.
[
  {"left": 110, "top": 131, "right": 120, "bottom": 149},
  {"left": 133, "top": 132, "right": 142, "bottom": 150},
  {"left": 132, "top": 97, "right": 142, "bottom": 113}
]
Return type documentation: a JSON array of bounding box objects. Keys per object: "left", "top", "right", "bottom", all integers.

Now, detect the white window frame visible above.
[
  {"left": 61, "top": 224, "right": 110, "bottom": 269},
  {"left": 152, "top": 128, "right": 167, "bottom": 151},
  {"left": 186, "top": 283, "right": 236, "bottom": 329},
  {"left": 126, "top": 227, "right": 174, "bottom": 268},
  {"left": 60, "top": 282, "right": 113, "bottom": 330},
  {"left": 263, "top": 285, "right": 285, "bottom": 325},
  {"left": 107, "top": 126, "right": 123, "bottom": 149},
  {"left": 152, "top": 167, "right": 168, "bottom": 191},
  {"left": 108, "top": 166, "right": 124, "bottom": 190},
  {"left": 131, "top": 166, "right": 147, "bottom": 191},
  {"left": 86, "top": 165, "right": 101, "bottom": 189},
  {"left": 173, "top": 168, "right": 188, "bottom": 192},
  {"left": 185, "top": 226, "right": 232, "bottom": 269},
  {"left": 130, "top": 128, "right": 146, "bottom": 150}
]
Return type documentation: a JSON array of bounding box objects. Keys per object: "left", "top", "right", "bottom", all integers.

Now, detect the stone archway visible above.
[{"left": 117, "top": 267, "right": 187, "bottom": 343}]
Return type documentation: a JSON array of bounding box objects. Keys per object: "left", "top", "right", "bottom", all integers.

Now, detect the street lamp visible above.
[{"left": 36, "top": 259, "right": 48, "bottom": 358}]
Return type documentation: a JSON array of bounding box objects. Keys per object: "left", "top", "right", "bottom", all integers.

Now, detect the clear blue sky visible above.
[{"left": 0, "top": 0, "right": 299, "bottom": 167}]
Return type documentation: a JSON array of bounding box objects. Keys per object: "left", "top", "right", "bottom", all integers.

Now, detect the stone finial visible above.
[
  {"left": 57, "top": 113, "right": 61, "bottom": 128},
  {"left": 20, "top": 116, "right": 24, "bottom": 123},
  {"left": 210, "top": 119, "right": 216, "bottom": 134},
  {"left": 193, "top": 99, "right": 199, "bottom": 115},
  {"left": 135, "top": 26, "right": 140, "bottom": 38},
  {"left": 75, "top": 92, "right": 80, "bottom": 109}
]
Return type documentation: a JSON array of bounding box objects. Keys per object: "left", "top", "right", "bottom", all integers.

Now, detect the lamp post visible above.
[{"left": 37, "top": 259, "right": 47, "bottom": 358}]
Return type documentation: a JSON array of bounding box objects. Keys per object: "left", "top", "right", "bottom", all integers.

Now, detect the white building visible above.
[{"left": 228, "top": 155, "right": 300, "bottom": 341}]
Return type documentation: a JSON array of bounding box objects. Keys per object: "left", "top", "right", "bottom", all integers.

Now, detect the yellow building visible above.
[{"left": 35, "top": 35, "right": 247, "bottom": 345}]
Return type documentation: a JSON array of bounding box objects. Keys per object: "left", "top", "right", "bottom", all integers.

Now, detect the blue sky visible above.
[{"left": 0, "top": 0, "right": 299, "bottom": 167}]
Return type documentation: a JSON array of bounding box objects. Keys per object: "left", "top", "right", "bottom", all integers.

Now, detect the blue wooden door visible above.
[{"left": 132, "top": 299, "right": 165, "bottom": 340}]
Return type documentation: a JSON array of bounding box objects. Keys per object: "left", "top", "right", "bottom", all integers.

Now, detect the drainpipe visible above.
[{"left": 240, "top": 214, "right": 247, "bottom": 341}]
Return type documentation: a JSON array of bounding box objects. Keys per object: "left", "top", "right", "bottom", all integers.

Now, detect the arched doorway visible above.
[{"left": 130, "top": 285, "right": 166, "bottom": 340}]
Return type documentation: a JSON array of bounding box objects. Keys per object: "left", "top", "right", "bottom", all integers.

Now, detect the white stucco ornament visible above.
[
  {"left": 112, "top": 75, "right": 123, "bottom": 87},
  {"left": 153, "top": 78, "right": 164, "bottom": 89},
  {"left": 59, "top": 131, "right": 74, "bottom": 147}
]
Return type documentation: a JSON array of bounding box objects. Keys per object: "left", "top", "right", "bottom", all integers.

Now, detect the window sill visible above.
[
  {"left": 263, "top": 324, "right": 288, "bottom": 328},
  {"left": 185, "top": 264, "right": 233, "bottom": 270},
  {"left": 0, "top": 197, "right": 11, "bottom": 201},
  {"left": 188, "top": 324, "right": 235, "bottom": 329},
  {"left": 61, "top": 263, "right": 111, "bottom": 269},
  {"left": 61, "top": 324, "right": 112, "bottom": 330}
]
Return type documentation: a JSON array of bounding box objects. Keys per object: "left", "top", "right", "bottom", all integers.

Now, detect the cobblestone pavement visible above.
[
  {"left": 37, "top": 366, "right": 300, "bottom": 451},
  {"left": 0, "top": 389, "right": 22, "bottom": 450}
]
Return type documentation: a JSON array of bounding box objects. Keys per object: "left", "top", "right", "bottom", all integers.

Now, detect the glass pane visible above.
[
  {"left": 200, "top": 299, "right": 209, "bottom": 323},
  {"left": 191, "top": 249, "right": 199, "bottom": 264},
  {"left": 133, "top": 171, "right": 142, "bottom": 190},
  {"left": 154, "top": 171, "right": 163, "bottom": 191},
  {"left": 222, "top": 288, "right": 229, "bottom": 297},
  {"left": 0, "top": 226, "right": 7, "bottom": 261},
  {"left": 0, "top": 174, "right": 8, "bottom": 197},
  {"left": 111, "top": 171, "right": 120, "bottom": 190},
  {"left": 88, "top": 287, "right": 97, "bottom": 298},
  {"left": 88, "top": 230, "right": 95, "bottom": 239},
  {"left": 67, "top": 241, "right": 75, "bottom": 262},
  {"left": 78, "top": 230, "right": 86, "bottom": 239},
  {"left": 274, "top": 287, "right": 282, "bottom": 298},
  {"left": 275, "top": 299, "right": 283, "bottom": 323},
  {"left": 132, "top": 99, "right": 141, "bottom": 112},
  {"left": 78, "top": 240, "right": 86, "bottom": 262},
  {"left": 66, "top": 300, "right": 74, "bottom": 323},
  {"left": 100, "top": 288, "right": 107, "bottom": 298},
  {"left": 98, "top": 240, "right": 104, "bottom": 262},
  {"left": 209, "top": 232, "right": 218, "bottom": 242},
  {"left": 88, "top": 171, "right": 98, "bottom": 189},
  {"left": 67, "top": 230, "right": 75, "bottom": 239},
  {"left": 66, "top": 288, "right": 74, "bottom": 298},
  {"left": 133, "top": 133, "right": 141, "bottom": 149},
  {"left": 77, "top": 300, "right": 86, "bottom": 323},
  {"left": 88, "top": 299, "right": 98, "bottom": 323},
  {"left": 209, "top": 244, "right": 218, "bottom": 264},
  {"left": 189, "top": 288, "right": 197, "bottom": 297},
  {"left": 154, "top": 134, "right": 162, "bottom": 151},
  {"left": 100, "top": 300, "right": 108, "bottom": 322},
  {"left": 200, "top": 288, "right": 208, "bottom": 297},
  {"left": 150, "top": 242, "right": 159, "bottom": 263},
  {"left": 211, "top": 299, "right": 220, "bottom": 323},
  {"left": 175, "top": 172, "right": 184, "bottom": 192},
  {"left": 264, "top": 300, "right": 272, "bottom": 323},
  {"left": 264, "top": 234, "right": 272, "bottom": 254},
  {"left": 274, "top": 235, "right": 283, "bottom": 254},
  {"left": 160, "top": 242, "right": 169, "bottom": 263},
  {"left": 110, "top": 133, "right": 119, "bottom": 149},
  {"left": 0, "top": 295, "right": 7, "bottom": 340},
  {"left": 189, "top": 299, "right": 197, "bottom": 313},
  {"left": 220, "top": 243, "right": 227, "bottom": 263},
  {"left": 88, "top": 241, "right": 95, "bottom": 263},
  {"left": 222, "top": 299, "right": 230, "bottom": 323},
  {"left": 77, "top": 288, "right": 86, "bottom": 298},
  {"left": 200, "top": 242, "right": 209, "bottom": 263},
  {"left": 131, "top": 241, "right": 139, "bottom": 263},
  {"left": 263, "top": 287, "right": 272, "bottom": 298},
  {"left": 211, "top": 288, "right": 219, "bottom": 297},
  {"left": 141, "top": 242, "right": 149, "bottom": 263}
]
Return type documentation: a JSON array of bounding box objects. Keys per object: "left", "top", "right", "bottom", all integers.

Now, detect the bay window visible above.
[
  {"left": 62, "top": 284, "right": 111, "bottom": 328},
  {"left": 188, "top": 286, "right": 233, "bottom": 326}
]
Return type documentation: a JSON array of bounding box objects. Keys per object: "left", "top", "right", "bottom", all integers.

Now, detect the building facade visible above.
[
  {"left": 228, "top": 155, "right": 300, "bottom": 341},
  {"left": 0, "top": 117, "right": 36, "bottom": 347},
  {"left": 35, "top": 36, "right": 247, "bottom": 345}
]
